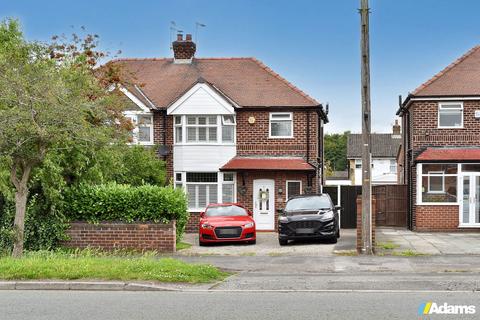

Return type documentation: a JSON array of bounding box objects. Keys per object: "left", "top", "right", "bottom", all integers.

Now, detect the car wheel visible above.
[
  {"left": 328, "top": 236, "right": 338, "bottom": 244},
  {"left": 248, "top": 239, "right": 256, "bottom": 245},
  {"left": 279, "top": 238, "right": 288, "bottom": 246},
  {"left": 199, "top": 240, "right": 207, "bottom": 246}
]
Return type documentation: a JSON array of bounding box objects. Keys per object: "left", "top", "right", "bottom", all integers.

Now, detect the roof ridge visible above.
[
  {"left": 412, "top": 45, "right": 480, "bottom": 95},
  {"left": 109, "top": 57, "right": 256, "bottom": 62},
  {"left": 249, "top": 57, "right": 320, "bottom": 105}
]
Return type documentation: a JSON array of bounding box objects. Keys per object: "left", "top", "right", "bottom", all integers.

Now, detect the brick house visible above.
[
  {"left": 109, "top": 34, "right": 328, "bottom": 232},
  {"left": 346, "top": 122, "right": 402, "bottom": 185},
  {"left": 397, "top": 45, "right": 480, "bottom": 231}
]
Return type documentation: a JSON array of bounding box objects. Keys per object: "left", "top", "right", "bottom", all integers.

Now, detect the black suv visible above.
[{"left": 278, "top": 194, "right": 340, "bottom": 245}]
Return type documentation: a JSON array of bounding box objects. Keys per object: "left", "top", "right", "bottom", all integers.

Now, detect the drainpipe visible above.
[{"left": 162, "top": 110, "right": 167, "bottom": 161}]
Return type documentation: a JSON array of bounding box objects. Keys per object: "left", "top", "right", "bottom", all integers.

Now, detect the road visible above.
[{"left": 1, "top": 290, "right": 478, "bottom": 320}]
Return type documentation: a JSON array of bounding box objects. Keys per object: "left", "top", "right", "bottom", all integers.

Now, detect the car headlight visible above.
[
  {"left": 201, "top": 223, "right": 213, "bottom": 229},
  {"left": 319, "top": 210, "right": 334, "bottom": 221},
  {"left": 244, "top": 222, "right": 254, "bottom": 228},
  {"left": 279, "top": 216, "right": 288, "bottom": 222}
]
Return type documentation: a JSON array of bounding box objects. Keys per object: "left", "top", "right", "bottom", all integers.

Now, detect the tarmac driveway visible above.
[{"left": 177, "top": 229, "right": 356, "bottom": 256}]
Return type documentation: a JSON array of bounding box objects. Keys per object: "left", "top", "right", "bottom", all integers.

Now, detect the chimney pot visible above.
[
  {"left": 177, "top": 34, "right": 183, "bottom": 41},
  {"left": 172, "top": 33, "right": 196, "bottom": 62},
  {"left": 392, "top": 119, "right": 401, "bottom": 136},
  {"left": 186, "top": 34, "right": 192, "bottom": 41}
]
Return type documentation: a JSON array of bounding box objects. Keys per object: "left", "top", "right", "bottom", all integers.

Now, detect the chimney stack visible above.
[
  {"left": 172, "top": 33, "right": 196, "bottom": 63},
  {"left": 392, "top": 119, "right": 401, "bottom": 137}
]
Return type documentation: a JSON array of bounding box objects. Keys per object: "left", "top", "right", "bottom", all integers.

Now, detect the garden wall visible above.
[{"left": 63, "top": 222, "right": 176, "bottom": 252}]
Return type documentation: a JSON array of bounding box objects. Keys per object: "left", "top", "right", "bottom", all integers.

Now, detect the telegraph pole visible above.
[{"left": 359, "top": 0, "right": 373, "bottom": 254}]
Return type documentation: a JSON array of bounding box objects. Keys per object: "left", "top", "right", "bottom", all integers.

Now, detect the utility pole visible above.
[{"left": 359, "top": 0, "right": 373, "bottom": 254}]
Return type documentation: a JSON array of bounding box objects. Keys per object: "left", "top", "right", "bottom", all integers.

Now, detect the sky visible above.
[{"left": 2, "top": 0, "right": 480, "bottom": 133}]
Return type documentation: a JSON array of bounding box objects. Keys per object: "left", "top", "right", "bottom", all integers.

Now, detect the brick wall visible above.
[
  {"left": 153, "top": 111, "right": 174, "bottom": 180},
  {"left": 356, "top": 196, "right": 376, "bottom": 253},
  {"left": 415, "top": 205, "right": 459, "bottom": 231},
  {"left": 185, "top": 212, "right": 200, "bottom": 233},
  {"left": 236, "top": 110, "right": 319, "bottom": 164},
  {"left": 64, "top": 222, "right": 176, "bottom": 252}
]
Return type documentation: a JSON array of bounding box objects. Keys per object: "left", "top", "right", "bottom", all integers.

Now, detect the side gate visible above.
[{"left": 324, "top": 185, "right": 362, "bottom": 228}]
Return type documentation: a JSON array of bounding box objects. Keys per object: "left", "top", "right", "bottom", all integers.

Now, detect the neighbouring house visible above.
[
  {"left": 325, "top": 171, "right": 351, "bottom": 186},
  {"left": 397, "top": 45, "right": 480, "bottom": 231},
  {"left": 108, "top": 34, "right": 328, "bottom": 232},
  {"left": 346, "top": 122, "right": 402, "bottom": 185}
]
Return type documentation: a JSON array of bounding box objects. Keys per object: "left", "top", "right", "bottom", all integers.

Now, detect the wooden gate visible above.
[{"left": 373, "top": 185, "right": 407, "bottom": 227}]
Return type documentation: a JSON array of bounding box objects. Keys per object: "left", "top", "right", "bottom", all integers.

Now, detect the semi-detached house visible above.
[
  {"left": 398, "top": 45, "right": 480, "bottom": 231},
  {"left": 108, "top": 34, "right": 328, "bottom": 232}
]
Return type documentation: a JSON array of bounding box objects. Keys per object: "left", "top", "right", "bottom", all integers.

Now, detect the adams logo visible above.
[{"left": 419, "top": 302, "right": 476, "bottom": 315}]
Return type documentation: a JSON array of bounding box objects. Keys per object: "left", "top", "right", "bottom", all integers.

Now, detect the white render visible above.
[
  {"left": 173, "top": 145, "right": 236, "bottom": 172},
  {"left": 353, "top": 158, "right": 398, "bottom": 185},
  {"left": 167, "top": 83, "right": 235, "bottom": 115}
]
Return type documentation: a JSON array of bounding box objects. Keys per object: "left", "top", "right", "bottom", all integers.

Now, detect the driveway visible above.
[
  {"left": 177, "top": 229, "right": 356, "bottom": 256},
  {"left": 377, "top": 227, "right": 480, "bottom": 255}
]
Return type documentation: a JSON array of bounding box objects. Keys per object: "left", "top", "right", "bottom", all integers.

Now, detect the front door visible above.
[
  {"left": 460, "top": 174, "right": 480, "bottom": 227},
  {"left": 253, "top": 179, "right": 275, "bottom": 230}
]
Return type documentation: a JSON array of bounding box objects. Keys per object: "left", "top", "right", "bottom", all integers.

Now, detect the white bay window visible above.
[
  {"left": 418, "top": 164, "right": 458, "bottom": 204},
  {"left": 175, "top": 171, "right": 236, "bottom": 210},
  {"left": 174, "top": 115, "right": 236, "bottom": 145}
]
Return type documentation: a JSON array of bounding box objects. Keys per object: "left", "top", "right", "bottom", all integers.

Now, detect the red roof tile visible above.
[
  {"left": 220, "top": 157, "right": 315, "bottom": 171},
  {"left": 416, "top": 148, "right": 480, "bottom": 161},
  {"left": 413, "top": 45, "right": 480, "bottom": 96},
  {"left": 106, "top": 58, "right": 320, "bottom": 108}
]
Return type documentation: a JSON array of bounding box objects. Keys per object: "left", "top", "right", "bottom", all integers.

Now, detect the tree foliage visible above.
[
  {"left": 0, "top": 19, "right": 167, "bottom": 256},
  {"left": 324, "top": 131, "right": 350, "bottom": 174}
]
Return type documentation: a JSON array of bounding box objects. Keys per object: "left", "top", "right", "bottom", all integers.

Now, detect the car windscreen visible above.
[
  {"left": 205, "top": 205, "right": 248, "bottom": 217},
  {"left": 285, "top": 196, "right": 332, "bottom": 212}
]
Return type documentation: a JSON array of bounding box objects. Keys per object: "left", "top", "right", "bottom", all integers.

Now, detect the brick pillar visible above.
[{"left": 356, "top": 196, "right": 376, "bottom": 253}]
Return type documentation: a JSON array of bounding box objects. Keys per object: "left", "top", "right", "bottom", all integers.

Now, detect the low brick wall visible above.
[
  {"left": 356, "top": 196, "right": 376, "bottom": 253},
  {"left": 415, "top": 205, "right": 458, "bottom": 231},
  {"left": 64, "top": 222, "right": 176, "bottom": 252}
]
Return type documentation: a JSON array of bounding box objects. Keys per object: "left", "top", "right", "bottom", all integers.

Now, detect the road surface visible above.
[{"left": 1, "top": 290, "right": 478, "bottom": 320}]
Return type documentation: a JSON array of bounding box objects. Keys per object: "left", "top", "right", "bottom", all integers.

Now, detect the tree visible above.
[
  {"left": 0, "top": 19, "right": 125, "bottom": 257},
  {"left": 324, "top": 131, "right": 350, "bottom": 174}
]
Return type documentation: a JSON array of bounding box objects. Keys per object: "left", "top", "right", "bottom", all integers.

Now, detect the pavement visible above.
[
  {"left": 376, "top": 227, "right": 480, "bottom": 255},
  {"left": 1, "top": 290, "right": 479, "bottom": 320},
  {"left": 178, "top": 229, "right": 356, "bottom": 256}
]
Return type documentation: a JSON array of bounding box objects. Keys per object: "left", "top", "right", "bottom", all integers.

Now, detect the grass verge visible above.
[
  {"left": 176, "top": 242, "right": 192, "bottom": 251},
  {"left": 0, "top": 249, "right": 229, "bottom": 283},
  {"left": 377, "top": 242, "right": 400, "bottom": 250}
]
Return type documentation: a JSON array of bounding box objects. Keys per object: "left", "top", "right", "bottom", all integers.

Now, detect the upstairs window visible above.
[
  {"left": 222, "top": 115, "right": 236, "bottom": 143},
  {"left": 125, "top": 112, "right": 154, "bottom": 145},
  {"left": 174, "top": 116, "right": 183, "bottom": 143},
  {"left": 269, "top": 112, "right": 293, "bottom": 138},
  {"left": 438, "top": 103, "right": 463, "bottom": 128},
  {"left": 186, "top": 116, "right": 217, "bottom": 143}
]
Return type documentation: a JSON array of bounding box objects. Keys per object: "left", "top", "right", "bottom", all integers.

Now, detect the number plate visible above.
[
  {"left": 219, "top": 229, "right": 238, "bottom": 235},
  {"left": 296, "top": 228, "right": 314, "bottom": 234}
]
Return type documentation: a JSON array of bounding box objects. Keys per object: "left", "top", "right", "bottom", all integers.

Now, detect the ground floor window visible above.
[
  {"left": 174, "top": 172, "right": 236, "bottom": 210},
  {"left": 418, "top": 164, "right": 457, "bottom": 203},
  {"left": 286, "top": 180, "right": 302, "bottom": 200}
]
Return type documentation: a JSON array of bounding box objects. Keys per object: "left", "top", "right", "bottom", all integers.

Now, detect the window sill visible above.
[
  {"left": 458, "top": 224, "right": 480, "bottom": 228},
  {"left": 268, "top": 136, "right": 294, "bottom": 139},
  {"left": 436, "top": 126, "right": 464, "bottom": 129}
]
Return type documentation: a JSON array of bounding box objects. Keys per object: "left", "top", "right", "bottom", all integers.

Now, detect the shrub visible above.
[{"left": 64, "top": 183, "right": 189, "bottom": 241}]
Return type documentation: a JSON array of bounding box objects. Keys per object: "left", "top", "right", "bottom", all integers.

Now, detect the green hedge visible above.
[{"left": 64, "top": 184, "right": 189, "bottom": 241}]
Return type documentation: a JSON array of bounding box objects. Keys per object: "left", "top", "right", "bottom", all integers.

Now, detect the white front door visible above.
[
  {"left": 253, "top": 179, "right": 275, "bottom": 230},
  {"left": 460, "top": 174, "right": 480, "bottom": 227}
]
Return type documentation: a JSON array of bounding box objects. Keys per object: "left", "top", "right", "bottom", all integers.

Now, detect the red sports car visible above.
[{"left": 199, "top": 203, "right": 256, "bottom": 246}]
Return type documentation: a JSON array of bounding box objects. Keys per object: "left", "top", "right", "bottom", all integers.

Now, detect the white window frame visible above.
[
  {"left": 221, "top": 115, "right": 236, "bottom": 144},
  {"left": 416, "top": 163, "right": 460, "bottom": 206},
  {"left": 269, "top": 112, "right": 294, "bottom": 138},
  {"left": 173, "top": 115, "right": 237, "bottom": 145},
  {"left": 185, "top": 115, "right": 218, "bottom": 144},
  {"left": 427, "top": 171, "right": 445, "bottom": 194},
  {"left": 437, "top": 102, "right": 464, "bottom": 129},
  {"left": 177, "top": 172, "right": 237, "bottom": 212},
  {"left": 355, "top": 159, "right": 362, "bottom": 169},
  {"left": 124, "top": 111, "right": 154, "bottom": 145},
  {"left": 286, "top": 180, "right": 302, "bottom": 201}
]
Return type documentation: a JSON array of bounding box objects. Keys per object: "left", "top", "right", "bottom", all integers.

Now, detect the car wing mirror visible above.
[
  {"left": 200, "top": 212, "right": 205, "bottom": 218},
  {"left": 248, "top": 211, "right": 253, "bottom": 216},
  {"left": 277, "top": 208, "right": 285, "bottom": 215},
  {"left": 334, "top": 205, "right": 342, "bottom": 211}
]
